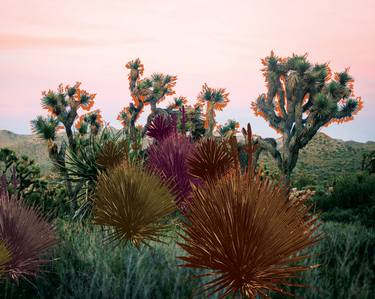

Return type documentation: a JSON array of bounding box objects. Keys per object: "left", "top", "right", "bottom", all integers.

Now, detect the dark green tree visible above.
[{"left": 251, "top": 52, "right": 363, "bottom": 183}]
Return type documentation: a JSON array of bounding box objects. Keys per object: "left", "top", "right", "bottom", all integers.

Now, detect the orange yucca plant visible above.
[
  {"left": 178, "top": 124, "right": 321, "bottom": 298},
  {"left": 187, "top": 138, "right": 234, "bottom": 183},
  {"left": 92, "top": 165, "right": 176, "bottom": 248}
]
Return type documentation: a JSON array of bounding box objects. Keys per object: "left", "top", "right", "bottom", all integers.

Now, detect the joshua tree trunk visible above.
[{"left": 207, "top": 103, "right": 215, "bottom": 137}]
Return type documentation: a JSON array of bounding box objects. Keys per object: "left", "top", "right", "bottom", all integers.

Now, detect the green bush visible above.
[
  {"left": 314, "top": 172, "right": 375, "bottom": 228},
  {"left": 274, "top": 222, "right": 375, "bottom": 299}
]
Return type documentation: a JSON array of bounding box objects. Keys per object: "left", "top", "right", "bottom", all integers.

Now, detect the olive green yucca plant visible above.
[
  {"left": 92, "top": 164, "right": 176, "bottom": 248},
  {"left": 178, "top": 124, "right": 321, "bottom": 298}
]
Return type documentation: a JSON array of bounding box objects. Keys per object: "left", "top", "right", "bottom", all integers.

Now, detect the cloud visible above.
[{"left": 0, "top": 34, "right": 102, "bottom": 49}]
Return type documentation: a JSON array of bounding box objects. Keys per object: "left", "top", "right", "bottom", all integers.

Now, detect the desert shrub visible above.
[
  {"left": 314, "top": 172, "right": 375, "bottom": 228},
  {"left": 0, "top": 148, "right": 70, "bottom": 218},
  {"left": 273, "top": 222, "right": 375, "bottom": 299}
]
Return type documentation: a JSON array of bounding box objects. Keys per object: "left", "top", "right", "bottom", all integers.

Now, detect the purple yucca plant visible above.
[
  {"left": 147, "top": 134, "right": 198, "bottom": 211},
  {"left": 146, "top": 114, "right": 176, "bottom": 142},
  {"left": 0, "top": 189, "right": 57, "bottom": 281}
]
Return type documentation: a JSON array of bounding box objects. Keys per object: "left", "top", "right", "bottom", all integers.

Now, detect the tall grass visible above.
[
  {"left": 0, "top": 221, "right": 225, "bottom": 299},
  {"left": 1, "top": 221, "right": 374, "bottom": 299}
]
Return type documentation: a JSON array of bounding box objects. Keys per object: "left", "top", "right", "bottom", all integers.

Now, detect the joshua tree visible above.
[
  {"left": 118, "top": 59, "right": 177, "bottom": 139},
  {"left": 217, "top": 119, "right": 240, "bottom": 138},
  {"left": 31, "top": 82, "right": 102, "bottom": 210},
  {"left": 251, "top": 51, "right": 363, "bottom": 183},
  {"left": 197, "top": 83, "right": 229, "bottom": 137}
]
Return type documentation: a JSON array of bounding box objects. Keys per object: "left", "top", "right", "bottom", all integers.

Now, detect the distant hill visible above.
[
  {"left": 0, "top": 130, "right": 52, "bottom": 173},
  {"left": 1, "top": 129, "right": 374, "bottom": 184},
  {"left": 258, "top": 132, "right": 375, "bottom": 185}
]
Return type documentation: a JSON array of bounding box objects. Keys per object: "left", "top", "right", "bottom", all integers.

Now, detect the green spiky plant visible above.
[
  {"left": 251, "top": 51, "right": 363, "bottom": 184},
  {"left": 63, "top": 128, "right": 130, "bottom": 220}
]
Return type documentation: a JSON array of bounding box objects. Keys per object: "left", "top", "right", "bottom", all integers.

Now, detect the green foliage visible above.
[
  {"left": 30, "top": 116, "right": 59, "bottom": 141},
  {"left": 362, "top": 150, "right": 375, "bottom": 173},
  {"left": 273, "top": 222, "right": 375, "bottom": 299},
  {"left": 63, "top": 128, "right": 131, "bottom": 220},
  {"left": 0, "top": 147, "right": 70, "bottom": 218},
  {"left": 314, "top": 172, "right": 375, "bottom": 228},
  {"left": 0, "top": 221, "right": 227, "bottom": 299}
]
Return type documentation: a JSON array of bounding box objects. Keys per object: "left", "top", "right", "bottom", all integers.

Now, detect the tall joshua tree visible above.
[
  {"left": 118, "top": 58, "right": 177, "bottom": 139},
  {"left": 31, "top": 82, "right": 102, "bottom": 210},
  {"left": 197, "top": 83, "right": 229, "bottom": 137},
  {"left": 251, "top": 51, "right": 363, "bottom": 183}
]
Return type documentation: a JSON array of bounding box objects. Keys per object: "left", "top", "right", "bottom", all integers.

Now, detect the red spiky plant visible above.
[
  {"left": 146, "top": 114, "right": 176, "bottom": 143},
  {"left": 0, "top": 193, "right": 57, "bottom": 282},
  {"left": 178, "top": 124, "right": 321, "bottom": 298},
  {"left": 187, "top": 138, "right": 234, "bottom": 183},
  {"left": 147, "top": 134, "right": 198, "bottom": 211}
]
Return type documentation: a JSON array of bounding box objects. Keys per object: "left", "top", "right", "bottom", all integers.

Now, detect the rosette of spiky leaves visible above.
[
  {"left": 218, "top": 119, "right": 240, "bottom": 138},
  {"left": 31, "top": 116, "right": 60, "bottom": 141},
  {"left": 178, "top": 171, "right": 321, "bottom": 299},
  {"left": 145, "top": 73, "right": 177, "bottom": 111},
  {"left": 168, "top": 96, "right": 188, "bottom": 110},
  {"left": 146, "top": 114, "right": 176, "bottom": 142},
  {"left": 0, "top": 196, "right": 57, "bottom": 281},
  {"left": 147, "top": 135, "right": 197, "bottom": 210},
  {"left": 75, "top": 109, "right": 104, "bottom": 136},
  {"left": 187, "top": 138, "right": 234, "bottom": 183},
  {"left": 93, "top": 165, "right": 176, "bottom": 248}
]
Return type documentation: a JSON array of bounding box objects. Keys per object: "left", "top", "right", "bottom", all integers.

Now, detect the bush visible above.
[
  {"left": 274, "top": 222, "right": 375, "bottom": 299},
  {"left": 314, "top": 172, "right": 375, "bottom": 228}
]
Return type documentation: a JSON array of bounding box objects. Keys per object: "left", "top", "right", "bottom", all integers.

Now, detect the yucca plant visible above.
[
  {"left": 92, "top": 165, "right": 176, "bottom": 248},
  {"left": 147, "top": 134, "right": 198, "bottom": 211},
  {"left": 146, "top": 114, "right": 176, "bottom": 143},
  {"left": 187, "top": 138, "right": 234, "bottom": 183},
  {"left": 178, "top": 124, "right": 321, "bottom": 298},
  {"left": 0, "top": 195, "right": 57, "bottom": 282},
  {"left": 63, "top": 129, "right": 130, "bottom": 219}
]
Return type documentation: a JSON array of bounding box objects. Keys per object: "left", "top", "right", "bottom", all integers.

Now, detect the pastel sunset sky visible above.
[{"left": 0, "top": 0, "right": 374, "bottom": 141}]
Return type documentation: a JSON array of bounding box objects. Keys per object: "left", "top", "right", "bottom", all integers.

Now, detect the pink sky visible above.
[{"left": 0, "top": 0, "right": 374, "bottom": 141}]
